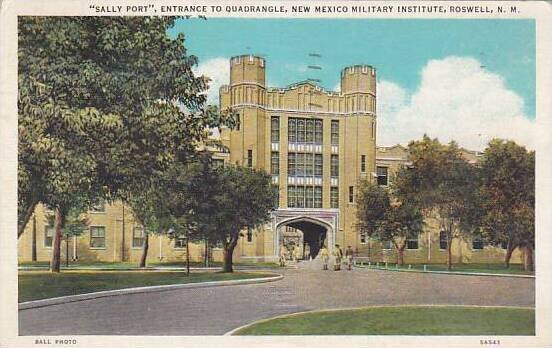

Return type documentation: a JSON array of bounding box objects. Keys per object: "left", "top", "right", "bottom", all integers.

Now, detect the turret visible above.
[{"left": 340, "top": 65, "right": 376, "bottom": 114}]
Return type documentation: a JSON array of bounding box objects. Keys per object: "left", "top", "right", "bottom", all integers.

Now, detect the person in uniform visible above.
[
  {"left": 345, "top": 245, "right": 354, "bottom": 270},
  {"left": 279, "top": 247, "right": 287, "bottom": 267},
  {"left": 333, "top": 244, "right": 343, "bottom": 271},
  {"left": 320, "top": 245, "right": 329, "bottom": 270}
]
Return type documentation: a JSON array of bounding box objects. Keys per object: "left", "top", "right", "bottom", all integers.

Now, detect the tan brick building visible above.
[{"left": 17, "top": 55, "right": 522, "bottom": 265}]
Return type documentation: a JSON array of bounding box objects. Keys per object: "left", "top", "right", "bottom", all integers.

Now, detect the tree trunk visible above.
[
  {"left": 397, "top": 243, "right": 405, "bottom": 266},
  {"left": 31, "top": 215, "right": 37, "bottom": 262},
  {"left": 18, "top": 199, "right": 39, "bottom": 239},
  {"left": 504, "top": 241, "right": 515, "bottom": 268},
  {"left": 49, "top": 208, "right": 65, "bottom": 273},
  {"left": 65, "top": 237, "right": 70, "bottom": 268},
  {"left": 186, "top": 233, "right": 190, "bottom": 276},
  {"left": 139, "top": 233, "right": 149, "bottom": 268},
  {"left": 447, "top": 234, "right": 452, "bottom": 271},
  {"left": 524, "top": 245, "right": 534, "bottom": 272},
  {"left": 222, "top": 237, "right": 238, "bottom": 273}
]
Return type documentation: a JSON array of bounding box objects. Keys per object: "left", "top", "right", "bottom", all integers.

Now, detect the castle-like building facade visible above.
[{"left": 18, "top": 55, "right": 522, "bottom": 265}]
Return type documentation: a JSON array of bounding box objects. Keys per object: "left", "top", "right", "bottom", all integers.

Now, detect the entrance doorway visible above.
[{"left": 278, "top": 218, "right": 329, "bottom": 260}]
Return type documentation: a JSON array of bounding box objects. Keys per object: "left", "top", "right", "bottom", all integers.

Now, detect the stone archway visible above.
[{"left": 272, "top": 208, "right": 339, "bottom": 261}]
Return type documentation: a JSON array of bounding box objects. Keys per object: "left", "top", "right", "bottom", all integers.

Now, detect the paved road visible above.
[{"left": 19, "top": 267, "right": 534, "bottom": 335}]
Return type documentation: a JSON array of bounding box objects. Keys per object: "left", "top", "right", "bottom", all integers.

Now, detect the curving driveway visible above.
[{"left": 18, "top": 267, "right": 534, "bottom": 335}]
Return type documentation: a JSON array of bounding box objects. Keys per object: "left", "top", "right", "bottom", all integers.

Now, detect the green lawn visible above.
[
  {"left": 19, "top": 260, "right": 279, "bottom": 269},
  {"left": 357, "top": 262, "right": 533, "bottom": 275},
  {"left": 19, "top": 271, "right": 274, "bottom": 302},
  {"left": 234, "top": 306, "right": 535, "bottom": 335}
]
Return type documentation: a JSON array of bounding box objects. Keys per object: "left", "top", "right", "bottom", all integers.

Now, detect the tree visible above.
[
  {"left": 45, "top": 209, "right": 89, "bottom": 267},
  {"left": 18, "top": 17, "right": 234, "bottom": 271},
  {"left": 357, "top": 182, "right": 424, "bottom": 265},
  {"left": 479, "top": 139, "right": 534, "bottom": 270},
  {"left": 356, "top": 180, "right": 390, "bottom": 237},
  {"left": 394, "top": 135, "right": 480, "bottom": 270},
  {"left": 179, "top": 162, "right": 278, "bottom": 273},
  {"left": 18, "top": 16, "right": 232, "bottom": 233}
]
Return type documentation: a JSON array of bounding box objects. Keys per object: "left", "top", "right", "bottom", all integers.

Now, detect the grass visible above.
[
  {"left": 357, "top": 262, "right": 533, "bottom": 275},
  {"left": 234, "top": 306, "right": 535, "bottom": 335},
  {"left": 19, "top": 260, "right": 279, "bottom": 269},
  {"left": 18, "top": 271, "right": 275, "bottom": 302}
]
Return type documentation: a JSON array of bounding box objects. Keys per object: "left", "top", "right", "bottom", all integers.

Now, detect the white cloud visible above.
[
  {"left": 193, "top": 57, "right": 229, "bottom": 105},
  {"left": 377, "top": 56, "right": 535, "bottom": 150}
]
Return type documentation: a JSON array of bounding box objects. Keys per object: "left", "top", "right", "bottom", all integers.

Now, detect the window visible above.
[
  {"left": 271, "top": 116, "right": 280, "bottom": 142},
  {"left": 288, "top": 118, "right": 297, "bottom": 143},
  {"left": 331, "top": 155, "right": 339, "bottom": 177},
  {"left": 296, "top": 186, "right": 305, "bottom": 208},
  {"left": 297, "top": 119, "right": 306, "bottom": 143},
  {"left": 360, "top": 233, "right": 367, "bottom": 244},
  {"left": 271, "top": 152, "right": 279, "bottom": 175},
  {"left": 247, "top": 149, "right": 253, "bottom": 168},
  {"left": 246, "top": 228, "right": 253, "bottom": 243},
  {"left": 132, "top": 226, "right": 145, "bottom": 248},
  {"left": 44, "top": 223, "right": 55, "bottom": 248},
  {"left": 306, "top": 119, "right": 314, "bottom": 143},
  {"left": 90, "top": 200, "right": 105, "bottom": 213},
  {"left": 407, "top": 235, "right": 419, "bottom": 249},
  {"left": 349, "top": 186, "right": 354, "bottom": 203},
  {"left": 314, "top": 186, "right": 323, "bottom": 208},
  {"left": 236, "top": 114, "right": 240, "bottom": 131},
  {"left": 330, "top": 187, "right": 339, "bottom": 208},
  {"left": 288, "top": 153, "right": 296, "bottom": 176},
  {"left": 287, "top": 186, "right": 296, "bottom": 208},
  {"left": 500, "top": 240, "right": 508, "bottom": 249},
  {"left": 377, "top": 166, "right": 388, "bottom": 186},
  {"left": 174, "top": 235, "right": 187, "bottom": 249},
  {"left": 305, "top": 153, "right": 314, "bottom": 176},
  {"left": 439, "top": 231, "right": 448, "bottom": 250},
  {"left": 372, "top": 120, "right": 376, "bottom": 139},
  {"left": 382, "top": 240, "right": 392, "bottom": 250},
  {"left": 314, "top": 154, "right": 323, "bottom": 176},
  {"left": 472, "top": 236, "right": 484, "bottom": 250},
  {"left": 315, "top": 120, "right": 323, "bottom": 144},
  {"left": 361, "top": 155, "right": 366, "bottom": 173},
  {"left": 90, "top": 226, "right": 106, "bottom": 249},
  {"left": 305, "top": 186, "right": 314, "bottom": 208},
  {"left": 296, "top": 153, "right": 305, "bottom": 176},
  {"left": 331, "top": 120, "right": 339, "bottom": 145},
  {"left": 212, "top": 159, "right": 224, "bottom": 168}
]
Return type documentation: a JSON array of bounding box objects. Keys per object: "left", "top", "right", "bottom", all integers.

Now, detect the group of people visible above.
[
  {"left": 320, "top": 244, "right": 354, "bottom": 271},
  {"left": 278, "top": 246, "right": 303, "bottom": 267},
  {"left": 279, "top": 244, "right": 354, "bottom": 270}
]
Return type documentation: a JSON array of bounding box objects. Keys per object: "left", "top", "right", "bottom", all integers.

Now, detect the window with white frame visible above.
[
  {"left": 174, "top": 235, "right": 187, "bottom": 249},
  {"left": 382, "top": 240, "right": 392, "bottom": 250},
  {"left": 132, "top": 226, "right": 146, "bottom": 248},
  {"left": 44, "top": 223, "right": 55, "bottom": 248},
  {"left": 407, "top": 235, "right": 419, "bottom": 249},
  {"left": 90, "top": 226, "right": 106, "bottom": 248}
]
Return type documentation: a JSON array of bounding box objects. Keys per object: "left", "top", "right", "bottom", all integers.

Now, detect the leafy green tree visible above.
[
  {"left": 357, "top": 182, "right": 423, "bottom": 265},
  {"left": 479, "top": 139, "right": 534, "bottom": 270},
  {"left": 356, "top": 180, "right": 390, "bottom": 237},
  {"left": 177, "top": 161, "right": 278, "bottom": 273},
  {"left": 394, "top": 135, "right": 480, "bottom": 270},
  {"left": 18, "top": 17, "right": 233, "bottom": 271}
]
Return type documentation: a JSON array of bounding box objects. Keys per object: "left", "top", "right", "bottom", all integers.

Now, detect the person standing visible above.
[
  {"left": 320, "top": 245, "right": 329, "bottom": 270},
  {"left": 279, "top": 247, "right": 287, "bottom": 267},
  {"left": 345, "top": 245, "right": 354, "bottom": 271},
  {"left": 333, "top": 244, "right": 343, "bottom": 271}
]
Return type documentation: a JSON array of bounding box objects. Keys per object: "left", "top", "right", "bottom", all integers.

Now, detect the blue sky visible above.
[{"left": 168, "top": 19, "right": 535, "bottom": 149}]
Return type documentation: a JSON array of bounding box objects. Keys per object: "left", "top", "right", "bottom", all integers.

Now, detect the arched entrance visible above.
[
  {"left": 279, "top": 219, "right": 328, "bottom": 260},
  {"left": 272, "top": 209, "right": 338, "bottom": 261}
]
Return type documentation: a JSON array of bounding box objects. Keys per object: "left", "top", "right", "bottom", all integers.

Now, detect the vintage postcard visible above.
[{"left": 1, "top": 0, "right": 551, "bottom": 347}]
